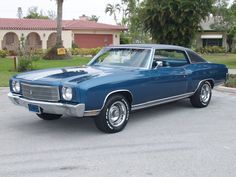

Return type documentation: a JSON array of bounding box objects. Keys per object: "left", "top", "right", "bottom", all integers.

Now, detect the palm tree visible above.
[
  {"left": 44, "top": 0, "right": 70, "bottom": 59},
  {"left": 105, "top": 3, "right": 121, "bottom": 24},
  {"left": 56, "top": 0, "right": 63, "bottom": 46}
]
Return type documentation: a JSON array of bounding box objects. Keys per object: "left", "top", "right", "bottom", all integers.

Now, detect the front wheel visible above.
[
  {"left": 190, "top": 81, "right": 212, "bottom": 108},
  {"left": 36, "top": 113, "right": 62, "bottom": 120},
  {"left": 94, "top": 94, "right": 130, "bottom": 133}
]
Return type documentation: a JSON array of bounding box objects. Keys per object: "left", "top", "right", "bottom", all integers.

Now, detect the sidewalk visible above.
[{"left": 229, "top": 69, "right": 236, "bottom": 74}]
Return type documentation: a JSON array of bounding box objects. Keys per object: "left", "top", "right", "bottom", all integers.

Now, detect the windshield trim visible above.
[{"left": 88, "top": 47, "right": 154, "bottom": 70}]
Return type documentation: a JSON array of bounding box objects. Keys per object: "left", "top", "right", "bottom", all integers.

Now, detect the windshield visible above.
[{"left": 89, "top": 48, "right": 152, "bottom": 68}]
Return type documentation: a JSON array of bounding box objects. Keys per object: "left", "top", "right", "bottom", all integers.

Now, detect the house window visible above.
[{"left": 202, "top": 39, "right": 223, "bottom": 47}]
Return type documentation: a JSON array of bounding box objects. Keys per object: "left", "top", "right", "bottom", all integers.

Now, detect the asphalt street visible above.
[{"left": 0, "top": 87, "right": 236, "bottom": 177}]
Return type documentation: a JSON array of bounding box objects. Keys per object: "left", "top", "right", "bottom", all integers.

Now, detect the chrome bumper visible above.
[{"left": 8, "top": 92, "right": 85, "bottom": 117}]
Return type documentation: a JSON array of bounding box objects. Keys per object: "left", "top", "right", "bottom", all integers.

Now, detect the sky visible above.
[
  {"left": 0, "top": 0, "right": 121, "bottom": 24},
  {"left": 0, "top": 0, "right": 234, "bottom": 25}
]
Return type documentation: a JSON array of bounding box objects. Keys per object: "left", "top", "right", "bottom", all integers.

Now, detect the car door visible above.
[{"left": 140, "top": 49, "right": 189, "bottom": 102}]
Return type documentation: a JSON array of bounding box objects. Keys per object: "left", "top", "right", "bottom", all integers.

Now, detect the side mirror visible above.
[
  {"left": 152, "top": 60, "right": 163, "bottom": 69},
  {"left": 156, "top": 61, "right": 163, "bottom": 67}
]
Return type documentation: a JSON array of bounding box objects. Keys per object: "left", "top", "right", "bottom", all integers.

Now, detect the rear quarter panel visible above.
[{"left": 185, "top": 62, "right": 228, "bottom": 92}]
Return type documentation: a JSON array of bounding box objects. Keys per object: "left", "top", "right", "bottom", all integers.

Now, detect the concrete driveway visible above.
[{"left": 0, "top": 88, "right": 236, "bottom": 177}]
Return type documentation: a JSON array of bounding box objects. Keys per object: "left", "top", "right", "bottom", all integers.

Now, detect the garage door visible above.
[{"left": 74, "top": 34, "right": 113, "bottom": 48}]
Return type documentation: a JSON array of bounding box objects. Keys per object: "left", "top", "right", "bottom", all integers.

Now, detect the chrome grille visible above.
[{"left": 21, "top": 83, "right": 60, "bottom": 102}]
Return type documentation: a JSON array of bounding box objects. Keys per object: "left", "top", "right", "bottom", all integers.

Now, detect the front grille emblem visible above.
[{"left": 29, "top": 90, "right": 33, "bottom": 95}]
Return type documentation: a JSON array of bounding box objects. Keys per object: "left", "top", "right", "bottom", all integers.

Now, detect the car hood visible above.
[{"left": 14, "top": 66, "right": 137, "bottom": 85}]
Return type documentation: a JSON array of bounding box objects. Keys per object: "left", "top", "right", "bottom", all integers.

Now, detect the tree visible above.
[
  {"left": 105, "top": 3, "right": 121, "bottom": 24},
  {"left": 17, "top": 7, "right": 23, "bottom": 19},
  {"left": 25, "top": 6, "right": 49, "bottom": 19},
  {"left": 88, "top": 15, "right": 99, "bottom": 22},
  {"left": 139, "top": 0, "right": 215, "bottom": 47},
  {"left": 47, "top": 10, "right": 57, "bottom": 20},
  {"left": 56, "top": 0, "right": 63, "bottom": 46},
  {"left": 44, "top": 0, "right": 71, "bottom": 59},
  {"left": 211, "top": 0, "right": 236, "bottom": 52}
]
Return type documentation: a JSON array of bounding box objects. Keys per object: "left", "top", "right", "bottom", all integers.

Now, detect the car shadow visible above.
[
  {"left": 14, "top": 99, "right": 192, "bottom": 135},
  {"left": 129, "top": 99, "right": 192, "bottom": 121}
]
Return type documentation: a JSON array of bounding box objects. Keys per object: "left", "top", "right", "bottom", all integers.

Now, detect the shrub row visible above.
[
  {"left": 225, "top": 74, "right": 236, "bottom": 88},
  {"left": 195, "top": 46, "right": 226, "bottom": 54},
  {"left": 70, "top": 47, "right": 102, "bottom": 56},
  {"left": 1, "top": 47, "right": 102, "bottom": 58},
  {"left": 0, "top": 50, "right": 9, "bottom": 58}
]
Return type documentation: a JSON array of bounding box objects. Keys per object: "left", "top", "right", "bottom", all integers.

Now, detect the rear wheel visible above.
[
  {"left": 190, "top": 81, "right": 212, "bottom": 108},
  {"left": 94, "top": 94, "right": 130, "bottom": 133},
  {"left": 36, "top": 113, "right": 62, "bottom": 120}
]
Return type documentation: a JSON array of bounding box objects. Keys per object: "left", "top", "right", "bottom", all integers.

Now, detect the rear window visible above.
[{"left": 187, "top": 51, "right": 206, "bottom": 63}]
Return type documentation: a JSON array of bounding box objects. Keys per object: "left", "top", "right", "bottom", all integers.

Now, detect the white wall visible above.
[
  {"left": 0, "top": 30, "right": 72, "bottom": 49},
  {"left": 0, "top": 29, "right": 121, "bottom": 50}
]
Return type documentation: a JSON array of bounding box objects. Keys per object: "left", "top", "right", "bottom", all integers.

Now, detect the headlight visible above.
[
  {"left": 12, "top": 80, "right": 20, "bottom": 93},
  {"left": 62, "top": 87, "right": 73, "bottom": 101}
]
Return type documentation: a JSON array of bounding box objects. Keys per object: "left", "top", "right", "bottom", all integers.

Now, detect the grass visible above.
[
  {"left": 0, "top": 56, "right": 90, "bottom": 87},
  {"left": 201, "top": 53, "right": 236, "bottom": 69},
  {"left": 0, "top": 53, "right": 236, "bottom": 87}
]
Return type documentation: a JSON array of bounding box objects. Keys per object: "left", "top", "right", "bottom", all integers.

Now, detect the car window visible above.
[
  {"left": 153, "top": 49, "right": 189, "bottom": 68},
  {"left": 187, "top": 50, "right": 207, "bottom": 63},
  {"left": 90, "top": 48, "right": 151, "bottom": 68}
]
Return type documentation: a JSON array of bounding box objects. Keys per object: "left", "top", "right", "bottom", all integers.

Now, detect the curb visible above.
[
  {"left": 0, "top": 87, "right": 9, "bottom": 90},
  {"left": 215, "top": 85, "right": 236, "bottom": 94}
]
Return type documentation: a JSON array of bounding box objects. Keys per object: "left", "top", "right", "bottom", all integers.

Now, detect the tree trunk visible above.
[{"left": 56, "top": 0, "right": 63, "bottom": 46}]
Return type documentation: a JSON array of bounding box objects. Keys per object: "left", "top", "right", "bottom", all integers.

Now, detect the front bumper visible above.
[{"left": 8, "top": 92, "right": 85, "bottom": 117}]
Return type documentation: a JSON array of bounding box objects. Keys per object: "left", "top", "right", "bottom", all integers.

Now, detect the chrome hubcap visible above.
[
  {"left": 108, "top": 101, "right": 127, "bottom": 127},
  {"left": 200, "top": 83, "right": 211, "bottom": 104}
]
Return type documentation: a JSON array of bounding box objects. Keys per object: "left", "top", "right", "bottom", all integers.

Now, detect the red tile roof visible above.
[{"left": 0, "top": 18, "right": 126, "bottom": 31}]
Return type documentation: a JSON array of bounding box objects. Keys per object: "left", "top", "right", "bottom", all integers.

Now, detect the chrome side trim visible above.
[
  {"left": 84, "top": 110, "right": 100, "bottom": 117},
  {"left": 131, "top": 92, "right": 194, "bottom": 111},
  {"left": 95, "top": 79, "right": 214, "bottom": 113}
]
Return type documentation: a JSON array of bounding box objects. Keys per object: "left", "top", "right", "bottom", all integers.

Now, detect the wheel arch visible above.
[
  {"left": 195, "top": 79, "right": 215, "bottom": 93},
  {"left": 207, "top": 79, "right": 214, "bottom": 88},
  {"left": 102, "top": 90, "right": 133, "bottom": 109}
]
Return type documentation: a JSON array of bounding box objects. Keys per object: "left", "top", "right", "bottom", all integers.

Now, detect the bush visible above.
[
  {"left": 17, "top": 57, "right": 33, "bottom": 72},
  {"left": 72, "top": 42, "right": 79, "bottom": 49},
  {"left": 43, "top": 45, "right": 71, "bottom": 60},
  {"left": 120, "top": 33, "right": 131, "bottom": 44},
  {"left": 70, "top": 48, "right": 80, "bottom": 55},
  {"left": 225, "top": 74, "right": 236, "bottom": 88},
  {"left": 71, "top": 47, "right": 102, "bottom": 57},
  {"left": 196, "top": 46, "right": 226, "bottom": 54},
  {"left": 233, "top": 48, "right": 236, "bottom": 54},
  {"left": 0, "top": 50, "right": 8, "bottom": 58}
]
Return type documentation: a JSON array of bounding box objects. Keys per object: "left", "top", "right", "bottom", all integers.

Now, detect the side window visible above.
[
  {"left": 187, "top": 51, "right": 207, "bottom": 63},
  {"left": 153, "top": 49, "right": 189, "bottom": 68}
]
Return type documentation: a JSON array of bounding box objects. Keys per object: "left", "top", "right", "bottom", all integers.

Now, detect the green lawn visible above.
[
  {"left": 201, "top": 53, "right": 236, "bottom": 69},
  {"left": 0, "top": 56, "right": 90, "bottom": 87},
  {"left": 0, "top": 54, "right": 236, "bottom": 87}
]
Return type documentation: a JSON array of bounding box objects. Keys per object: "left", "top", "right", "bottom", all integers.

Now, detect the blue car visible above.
[{"left": 8, "top": 44, "right": 228, "bottom": 133}]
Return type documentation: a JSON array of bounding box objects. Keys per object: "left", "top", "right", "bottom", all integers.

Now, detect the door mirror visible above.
[{"left": 152, "top": 60, "right": 163, "bottom": 69}]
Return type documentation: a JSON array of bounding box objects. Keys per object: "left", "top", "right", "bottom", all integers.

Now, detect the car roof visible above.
[{"left": 110, "top": 44, "right": 189, "bottom": 51}]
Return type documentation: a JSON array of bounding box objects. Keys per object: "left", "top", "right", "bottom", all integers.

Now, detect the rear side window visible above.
[
  {"left": 187, "top": 51, "right": 206, "bottom": 63},
  {"left": 154, "top": 49, "right": 189, "bottom": 67}
]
